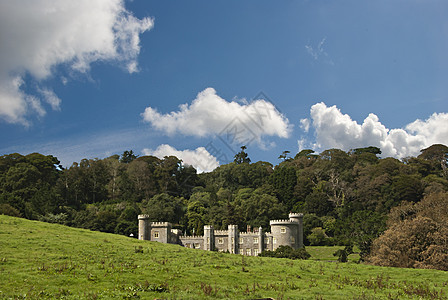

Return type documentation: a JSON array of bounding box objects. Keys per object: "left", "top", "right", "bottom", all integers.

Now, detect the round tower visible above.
[
  {"left": 138, "top": 215, "right": 151, "bottom": 240},
  {"left": 270, "top": 219, "right": 298, "bottom": 250},
  {"left": 288, "top": 213, "right": 304, "bottom": 248}
]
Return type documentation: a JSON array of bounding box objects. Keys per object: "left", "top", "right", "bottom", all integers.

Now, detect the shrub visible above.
[{"left": 259, "top": 245, "right": 310, "bottom": 260}]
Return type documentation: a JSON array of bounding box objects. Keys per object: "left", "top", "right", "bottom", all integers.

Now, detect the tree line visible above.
[{"left": 1, "top": 144, "right": 447, "bottom": 270}]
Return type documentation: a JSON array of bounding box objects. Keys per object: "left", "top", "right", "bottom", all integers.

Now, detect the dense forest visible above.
[{"left": 1, "top": 145, "right": 447, "bottom": 270}]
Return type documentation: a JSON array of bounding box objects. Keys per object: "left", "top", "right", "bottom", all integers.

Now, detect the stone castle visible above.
[{"left": 138, "top": 213, "right": 303, "bottom": 256}]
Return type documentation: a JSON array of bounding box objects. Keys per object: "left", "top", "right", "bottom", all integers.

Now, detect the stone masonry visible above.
[{"left": 138, "top": 213, "right": 304, "bottom": 256}]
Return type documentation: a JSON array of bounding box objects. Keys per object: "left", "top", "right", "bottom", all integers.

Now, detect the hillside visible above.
[{"left": 0, "top": 215, "right": 446, "bottom": 299}]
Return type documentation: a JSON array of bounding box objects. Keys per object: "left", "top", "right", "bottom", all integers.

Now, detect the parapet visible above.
[
  {"left": 239, "top": 232, "right": 258, "bottom": 236},
  {"left": 214, "top": 230, "right": 228, "bottom": 236},
  {"left": 138, "top": 214, "right": 150, "bottom": 220},
  {"left": 288, "top": 213, "right": 304, "bottom": 219},
  {"left": 270, "top": 219, "right": 298, "bottom": 226},
  {"left": 151, "top": 222, "right": 171, "bottom": 227},
  {"left": 180, "top": 235, "right": 203, "bottom": 239}
]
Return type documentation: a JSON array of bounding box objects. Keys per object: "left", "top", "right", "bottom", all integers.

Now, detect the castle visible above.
[{"left": 138, "top": 213, "right": 303, "bottom": 256}]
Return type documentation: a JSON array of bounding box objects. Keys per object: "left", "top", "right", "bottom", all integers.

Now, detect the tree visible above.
[
  {"left": 294, "top": 149, "right": 318, "bottom": 160},
  {"left": 334, "top": 210, "right": 386, "bottom": 259},
  {"left": 141, "top": 193, "right": 185, "bottom": 224},
  {"left": 120, "top": 150, "right": 138, "bottom": 164},
  {"left": 270, "top": 164, "right": 297, "bottom": 210},
  {"left": 233, "top": 146, "right": 251, "bottom": 164},
  {"left": 368, "top": 192, "right": 448, "bottom": 271},
  {"left": 278, "top": 150, "right": 291, "bottom": 161},
  {"left": 418, "top": 144, "right": 448, "bottom": 178}
]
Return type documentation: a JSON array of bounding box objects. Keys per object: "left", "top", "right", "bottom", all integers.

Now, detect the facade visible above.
[{"left": 138, "top": 213, "right": 304, "bottom": 256}]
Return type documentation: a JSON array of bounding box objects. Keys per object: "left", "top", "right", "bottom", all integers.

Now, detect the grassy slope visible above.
[{"left": 0, "top": 215, "right": 447, "bottom": 299}]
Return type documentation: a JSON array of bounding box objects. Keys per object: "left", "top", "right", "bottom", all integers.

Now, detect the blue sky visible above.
[{"left": 0, "top": 1, "right": 447, "bottom": 171}]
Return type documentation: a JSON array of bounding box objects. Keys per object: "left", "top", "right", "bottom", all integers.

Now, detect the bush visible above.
[
  {"left": 0, "top": 204, "right": 21, "bottom": 217},
  {"left": 307, "top": 227, "right": 329, "bottom": 246},
  {"left": 259, "top": 245, "right": 310, "bottom": 260}
]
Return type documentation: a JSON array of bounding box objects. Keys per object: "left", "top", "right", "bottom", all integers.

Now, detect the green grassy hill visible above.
[{"left": 0, "top": 215, "right": 446, "bottom": 299}]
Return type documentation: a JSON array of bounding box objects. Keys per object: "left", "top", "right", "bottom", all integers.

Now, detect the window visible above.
[
  {"left": 254, "top": 249, "right": 259, "bottom": 256},
  {"left": 218, "top": 238, "right": 224, "bottom": 244},
  {"left": 185, "top": 243, "right": 191, "bottom": 248},
  {"left": 290, "top": 236, "right": 295, "bottom": 244},
  {"left": 154, "top": 231, "right": 159, "bottom": 238},
  {"left": 246, "top": 248, "right": 251, "bottom": 256},
  {"left": 266, "top": 238, "right": 270, "bottom": 244},
  {"left": 194, "top": 243, "right": 200, "bottom": 249},
  {"left": 239, "top": 249, "right": 244, "bottom": 255},
  {"left": 273, "top": 238, "right": 277, "bottom": 244},
  {"left": 207, "top": 237, "right": 210, "bottom": 244},
  {"left": 254, "top": 237, "right": 259, "bottom": 244},
  {"left": 281, "top": 227, "right": 286, "bottom": 233},
  {"left": 239, "top": 237, "right": 244, "bottom": 244},
  {"left": 231, "top": 237, "right": 234, "bottom": 244}
]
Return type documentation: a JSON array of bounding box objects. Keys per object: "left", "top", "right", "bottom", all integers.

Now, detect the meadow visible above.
[{"left": 0, "top": 215, "right": 447, "bottom": 299}]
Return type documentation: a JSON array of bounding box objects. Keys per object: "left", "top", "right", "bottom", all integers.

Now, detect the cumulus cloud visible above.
[
  {"left": 302, "top": 102, "right": 448, "bottom": 158},
  {"left": 300, "top": 118, "right": 310, "bottom": 133},
  {"left": 143, "top": 144, "right": 220, "bottom": 173},
  {"left": 142, "top": 88, "right": 292, "bottom": 147},
  {"left": 0, "top": 0, "right": 153, "bottom": 124}
]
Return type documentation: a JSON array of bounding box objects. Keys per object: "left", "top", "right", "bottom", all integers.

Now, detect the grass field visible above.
[
  {"left": 307, "top": 246, "right": 360, "bottom": 263},
  {"left": 0, "top": 215, "right": 447, "bottom": 299}
]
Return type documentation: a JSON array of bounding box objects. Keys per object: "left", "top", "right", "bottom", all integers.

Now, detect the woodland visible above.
[{"left": 0, "top": 144, "right": 447, "bottom": 270}]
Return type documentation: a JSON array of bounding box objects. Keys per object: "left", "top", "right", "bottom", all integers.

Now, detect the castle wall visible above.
[
  {"left": 179, "top": 236, "right": 204, "bottom": 249},
  {"left": 137, "top": 213, "right": 304, "bottom": 256}
]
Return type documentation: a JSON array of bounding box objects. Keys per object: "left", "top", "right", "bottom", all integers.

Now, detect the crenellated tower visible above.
[{"left": 138, "top": 214, "right": 151, "bottom": 240}]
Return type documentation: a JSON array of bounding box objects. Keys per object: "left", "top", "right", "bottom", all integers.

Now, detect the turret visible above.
[
  {"left": 270, "top": 213, "right": 303, "bottom": 250},
  {"left": 257, "top": 226, "right": 263, "bottom": 255},
  {"left": 138, "top": 215, "right": 151, "bottom": 240},
  {"left": 289, "top": 213, "right": 304, "bottom": 248},
  {"left": 203, "top": 225, "right": 214, "bottom": 251},
  {"left": 228, "top": 225, "right": 239, "bottom": 254}
]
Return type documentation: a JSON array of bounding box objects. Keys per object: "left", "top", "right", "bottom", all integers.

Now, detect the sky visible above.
[{"left": 0, "top": 0, "right": 447, "bottom": 172}]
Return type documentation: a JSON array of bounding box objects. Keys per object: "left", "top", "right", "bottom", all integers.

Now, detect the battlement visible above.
[
  {"left": 214, "top": 230, "right": 228, "bottom": 235},
  {"left": 151, "top": 222, "right": 171, "bottom": 227},
  {"left": 239, "top": 232, "right": 258, "bottom": 236},
  {"left": 270, "top": 219, "right": 298, "bottom": 225},
  {"left": 288, "top": 213, "right": 303, "bottom": 218},
  {"left": 138, "top": 214, "right": 150, "bottom": 220},
  {"left": 180, "top": 235, "right": 203, "bottom": 240}
]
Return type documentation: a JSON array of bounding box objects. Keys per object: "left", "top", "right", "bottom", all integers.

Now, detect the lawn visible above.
[{"left": 0, "top": 215, "right": 447, "bottom": 299}]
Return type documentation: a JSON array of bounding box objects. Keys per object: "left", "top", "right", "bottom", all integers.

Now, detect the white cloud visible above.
[
  {"left": 143, "top": 144, "right": 219, "bottom": 173},
  {"left": 38, "top": 88, "right": 61, "bottom": 111},
  {"left": 300, "top": 118, "right": 310, "bottom": 132},
  {"left": 303, "top": 102, "right": 448, "bottom": 158},
  {"left": 0, "top": 0, "right": 153, "bottom": 124},
  {"left": 142, "top": 87, "right": 292, "bottom": 147}
]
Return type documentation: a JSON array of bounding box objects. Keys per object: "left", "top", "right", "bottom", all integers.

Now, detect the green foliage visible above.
[
  {"left": 270, "top": 163, "right": 297, "bottom": 210},
  {"left": 333, "top": 245, "right": 354, "bottom": 263},
  {"left": 233, "top": 145, "right": 251, "bottom": 164},
  {"left": 307, "top": 227, "right": 329, "bottom": 246},
  {"left": 259, "top": 245, "right": 311, "bottom": 260},
  {"left": 120, "top": 150, "right": 138, "bottom": 164}
]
